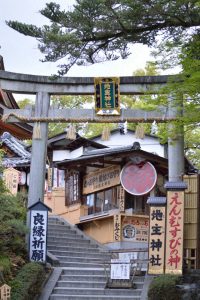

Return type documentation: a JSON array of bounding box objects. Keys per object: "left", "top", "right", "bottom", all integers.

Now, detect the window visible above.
[
  {"left": 125, "top": 192, "right": 149, "bottom": 214},
  {"left": 86, "top": 186, "right": 119, "bottom": 215},
  {"left": 65, "top": 171, "right": 80, "bottom": 206}
]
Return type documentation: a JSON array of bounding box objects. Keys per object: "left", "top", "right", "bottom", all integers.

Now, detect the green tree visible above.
[
  {"left": 6, "top": 0, "right": 200, "bottom": 75},
  {"left": 49, "top": 94, "right": 93, "bottom": 136},
  {"left": 17, "top": 98, "right": 34, "bottom": 109}
]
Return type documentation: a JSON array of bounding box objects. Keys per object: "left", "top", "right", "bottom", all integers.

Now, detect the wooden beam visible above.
[
  {"left": 104, "top": 160, "right": 122, "bottom": 165},
  {"left": 86, "top": 164, "right": 105, "bottom": 168}
]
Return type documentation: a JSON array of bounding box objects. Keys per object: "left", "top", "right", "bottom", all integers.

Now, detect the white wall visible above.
[{"left": 93, "top": 131, "right": 165, "bottom": 157}]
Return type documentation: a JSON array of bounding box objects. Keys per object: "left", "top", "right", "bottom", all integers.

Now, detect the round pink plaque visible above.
[{"left": 120, "top": 161, "right": 157, "bottom": 196}]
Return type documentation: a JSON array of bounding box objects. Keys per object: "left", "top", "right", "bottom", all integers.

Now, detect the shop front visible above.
[{"left": 51, "top": 145, "right": 168, "bottom": 250}]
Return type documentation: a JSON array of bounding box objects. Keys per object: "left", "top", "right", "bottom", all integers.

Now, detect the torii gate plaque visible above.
[{"left": 0, "top": 70, "right": 187, "bottom": 274}]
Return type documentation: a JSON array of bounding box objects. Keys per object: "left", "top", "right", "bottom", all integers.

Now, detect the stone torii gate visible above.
[
  {"left": 0, "top": 71, "right": 185, "bottom": 205},
  {"left": 0, "top": 70, "right": 186, "bottom": 274}
]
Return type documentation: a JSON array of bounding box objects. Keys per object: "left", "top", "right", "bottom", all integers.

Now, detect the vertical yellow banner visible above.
[
  {"left": 148, "top": 206, "right": 165, "bottom": 274},
  {"left": 118, "top": 186, "right": 125, "bottom": 212},
  {"left": 165, "top": 191, "right": 184, "bottom": 274},
  {"left": 3, "top": 167, "right": 20, "bottom": 195},
  {"left": 113, "top": 214, "right": 121, "bottom": 242}
]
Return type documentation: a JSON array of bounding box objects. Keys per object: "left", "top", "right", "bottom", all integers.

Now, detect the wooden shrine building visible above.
[{"left": 0, "top": 56, "right": 32, "bottom": 139}]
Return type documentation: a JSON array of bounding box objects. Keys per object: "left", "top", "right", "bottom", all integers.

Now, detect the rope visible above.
[{"left": 1, "top": 112, "right": 175, "bottom": 123}]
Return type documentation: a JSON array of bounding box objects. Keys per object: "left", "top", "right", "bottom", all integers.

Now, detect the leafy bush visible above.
[
  {"left": 0, "top": 193, "right": 28, "bottom": 256},
  {"left": 0, "top": 191, "right": 28, "bottom": 281},
  {"left": 0, "top": 256, "right": 11, "bottom": 283},
  {"left": 10, "top": 262, "right": 46, "bottom": 300},
  {"left": 148, "top": 274, "right": 182, "bottom": 300}
]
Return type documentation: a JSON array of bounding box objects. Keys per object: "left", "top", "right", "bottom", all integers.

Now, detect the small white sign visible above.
[
  {"left": 111, "top": 259, "right": 130, "bottom": 280},
  {"left": 29, "top": 210, "right": 47, "bottom": 263},
  {"left": 118, "top": 252, "right": 138, "bottom": 261}
]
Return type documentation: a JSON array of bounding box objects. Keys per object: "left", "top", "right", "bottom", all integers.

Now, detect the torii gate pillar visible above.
[
  {"left": 28, "top": 92, "right": 50, "bottom": 207},
  {"left": 164, "top": 95, "right": 187, "bottom": 274}
]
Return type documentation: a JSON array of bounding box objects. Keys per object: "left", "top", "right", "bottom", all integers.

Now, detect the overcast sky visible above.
[{"left": 0, "top": 0, "right": 153, "bottom": 79}]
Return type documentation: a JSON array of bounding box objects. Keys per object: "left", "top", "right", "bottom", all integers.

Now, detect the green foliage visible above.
[
  {"left": 17, "top": 98, "right": 34, "bottom": 109},
  {"left": 85, "top": 123, "right": 116, "bottom": 138},
  {"left": 148, "top": 274, "right": 182, "bottom": 300},
  {"left": 0, "top": 256, "right": 11, "bottom": 283},
  {"left": 49, "top": 95, "right": 93, "bottom": 136},
  {"left": 0, "top": 193, "right": 27, "bottom": 281},
  {"left": 6, "top": 1, "right": 200, "bottom": 75},
  {"left": 10, "top": 262, "right": 46, "bottom": 300}
]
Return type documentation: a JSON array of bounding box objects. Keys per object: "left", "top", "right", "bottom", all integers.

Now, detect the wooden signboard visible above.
[
  {"left": 148, "top": 206, "right": 165, "bottom": 274},
  {"left": 94, "top": 77, "right": 120, "bottom": 115},
  {"left": 122, "top": 216, "right": 149, "bottom": 242},
  {"left": 114, "top": 214, "right": 121, "bottom": 242},
  {"left": 118, "top": 186, "right": 125, "bottom": 212},
  {"left": 165, "top": 191, "right": 184, "bottom": 274},
  {"left": 3, "top": 168, "right": 20, "bottom": 195},
  {"left": 83, "top": 165, "right": 120, "bottom": 194}
]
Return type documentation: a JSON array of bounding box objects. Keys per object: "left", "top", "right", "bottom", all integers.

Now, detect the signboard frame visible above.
[{"left": 94, "top": 77, "right": 120, "bottom": 115}]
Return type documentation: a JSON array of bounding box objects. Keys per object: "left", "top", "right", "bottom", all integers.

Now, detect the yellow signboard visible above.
[
  {"left": 83, "top": 165, "right": 120, "bottom": 194},
  {"left": 3, "top": 168, "right": 20, "bottom": 195},
  {"left": 165, "top": 191, "right": 184, "bottom": 274},
  {"left": 114, "top": 214, "right": 121, "bottom": 242},
  {"left": 118, "top": 186, "right": 125, "bottom": 212},
  {"left": 148, "top": 206, "right": 165, "bottom": 275}
]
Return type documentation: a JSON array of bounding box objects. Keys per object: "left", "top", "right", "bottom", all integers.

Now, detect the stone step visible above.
[
  {"left": 62, "top": 268, "right": 106, "bottom": 275},
  {"left": 48, "top": 231, "right": 82, "bottom": 238},
  {"left": 48, "top": 224, "right": 72, "bottom": 230},
  {"left": 47, "top": 242, "right": 101, "bottom": 253},
  {"left": 57, "top": 280, "right": 106, "bottom": 288},
  {"left": 52, "top": 287, "right": 142, "bottom": 296},
  {"left": 48, "top": 217, "right": 66, "bottom": 222},
  {"left": 57, "top": 280, "right": 144, "bottom": 289},
  {"left": 60, "top": 274, "right": 106, "bottom": 282},
  {"left": 47, "top": 240, "right": 96, "bottom": 248},
  {"left": 56, "top": 255, "right": 108, "bottom": 263},
  {"left": 46, "top": 217, "right": 145, "bottom": 300},
  {"left": 51, "top": 250, "right": 111, "bottom": 259},
  {"left": 49, "top": 295, "right": 141, "bottom": 300},
  {"left": 47, "top": 236, "right": 90, "bottom": 243},
  {"left": 59, "top": 261, "right": 106, "bottom": 268}
]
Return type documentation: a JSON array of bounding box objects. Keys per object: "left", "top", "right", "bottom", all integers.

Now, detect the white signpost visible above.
[{"left": 29, "top": 200, "right": 52, "bottom": 263}]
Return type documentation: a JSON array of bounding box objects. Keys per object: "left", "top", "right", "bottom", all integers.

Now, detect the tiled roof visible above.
[
  {"left": 147, "top": 197, "right": 167, "bottom": 205},
  {"left": 2, "top": 157, "right": 30, "bottom": 168},
  {"left": 0, "top": 132, "right": 31, "bottom": 158},
  {"left": 0, "top": 132, "right": 31, "bottom": 167}
]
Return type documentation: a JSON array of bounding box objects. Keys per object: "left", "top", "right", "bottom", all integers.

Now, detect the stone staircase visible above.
[{"left": 42, "top": 215, "right": 146, "bottom": 300}]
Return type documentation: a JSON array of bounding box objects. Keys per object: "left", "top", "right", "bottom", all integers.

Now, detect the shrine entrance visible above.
[{"left": 0, "top": 70, "right": 187, "bottom": 274}]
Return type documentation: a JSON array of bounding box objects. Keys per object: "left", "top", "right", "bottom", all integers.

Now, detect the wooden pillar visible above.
[
  {"left": 147, "top": 197, "right": 166, "bottom": 275},
  {"left": 28, "top": 92, "right": 50, "bottom": 207}
]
